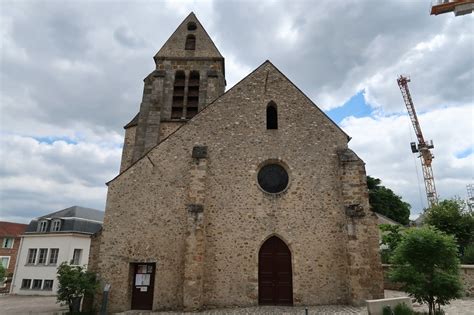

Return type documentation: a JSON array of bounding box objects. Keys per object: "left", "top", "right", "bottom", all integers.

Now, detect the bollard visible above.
[
  {"left": 305, "top": 307, "right": 308, "bottom": 315},
  {"left": 100, "top": 284, "right": 111, "bottom": 315}
]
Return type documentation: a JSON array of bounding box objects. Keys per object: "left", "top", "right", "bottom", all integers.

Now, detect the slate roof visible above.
[
  {"left": 0, "top": 221, "right": 28, "bottom": 237},
  {"left": 25, "top": 206, "right": 104, "bottom": 235},
  {"left": 124, "top": 113, "right": 139, "bottom": 129}
]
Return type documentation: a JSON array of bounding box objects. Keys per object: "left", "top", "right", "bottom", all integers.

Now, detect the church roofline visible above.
[
  {"left": 154, "top": 12, "right": 224, "bottom": 60},
  {"left": 107, "top": 60, "right": 351, "bottom": 185}
]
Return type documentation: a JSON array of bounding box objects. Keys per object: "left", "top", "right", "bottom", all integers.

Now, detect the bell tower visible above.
[{"left": 120, "top": 13, "right": 226, "bottom": 171}]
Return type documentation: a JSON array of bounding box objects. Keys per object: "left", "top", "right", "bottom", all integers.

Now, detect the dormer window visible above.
[
  {"left": 51, "top": 219, "right": 61, "bottom": 232},
  {"left": 185, "top": 35, "right": 196, "bottom": 50},
  {"left": 38, "top": 220, "right": 48, "bottom": 233}
]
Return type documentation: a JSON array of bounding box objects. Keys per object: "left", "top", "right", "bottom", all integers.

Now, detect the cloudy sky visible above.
[{"left": 0, "top": 0, "right": 472, "bottom": 223}]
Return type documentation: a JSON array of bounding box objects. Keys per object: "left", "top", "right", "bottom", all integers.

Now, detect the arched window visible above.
[
  {"left": 266, "top": 102, "right": 278, "bottom": 129},
  {"left": 186, "top": 71, "right": 200, "bottom": 118},
  {"left": 185, "top": 34, "right": 196, "bottom": 50},
  {"left": 172, "top": 71, "right": 185, "bottom": 119}
]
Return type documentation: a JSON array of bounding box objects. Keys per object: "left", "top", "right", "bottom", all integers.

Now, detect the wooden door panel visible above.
[
  {"left": 258, "top": 236, "right": 293, "bottom": 305},
  {"left": 131, "top": 263, "right": 155, "bottom": 310}
]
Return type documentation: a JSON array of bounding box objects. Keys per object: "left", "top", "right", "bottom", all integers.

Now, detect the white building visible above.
[{"left": 10, "top": 206, "right": 103, "bottom": 295}]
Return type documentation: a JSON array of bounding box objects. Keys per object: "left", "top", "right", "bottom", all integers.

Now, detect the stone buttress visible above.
[{"left": 338, "top": 148, "right": 385, "bottom": 305}]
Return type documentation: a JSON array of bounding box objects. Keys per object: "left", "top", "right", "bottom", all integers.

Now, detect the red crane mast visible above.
[{"left": 397, "top": 75, "right": 438, "bottom": 208}]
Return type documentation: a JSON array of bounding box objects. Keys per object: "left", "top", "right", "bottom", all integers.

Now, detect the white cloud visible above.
[
  {"left": 342, "top": 104, "right": 474, "bottom": 216},
  {"left": 0, "top": 134, "right": 121, "bottom": 223},
  {"left": 0, "top": 0, "right": 472, "bottom": 223}
]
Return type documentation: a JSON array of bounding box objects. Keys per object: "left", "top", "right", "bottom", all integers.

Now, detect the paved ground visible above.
[
  {"left": 1, "top": 291, "right": 473, "bottom": 314},
  {"left": 0, "top": 295, "right": 67, "bottom": 315}
]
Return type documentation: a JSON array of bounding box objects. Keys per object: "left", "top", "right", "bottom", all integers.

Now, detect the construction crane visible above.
[{"left": 397, "top": 75, "right": 439, "bottom": 209}]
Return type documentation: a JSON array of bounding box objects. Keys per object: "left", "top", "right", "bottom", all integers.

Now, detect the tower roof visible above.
[{"left": 154, "top": 12, "right": 223, "bottom": 59}]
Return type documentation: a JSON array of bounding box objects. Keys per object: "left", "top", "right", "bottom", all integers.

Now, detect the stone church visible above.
[{"left": 89, "top": 12, "right": 384, "bottom": 312}]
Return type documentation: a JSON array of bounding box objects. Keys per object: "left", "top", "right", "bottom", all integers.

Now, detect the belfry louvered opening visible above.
[
  {"left": 186, "top": 71, "right": 200, "bottom": 118},
  {"left": 172, "top": 71, "right": 185, "bottom": 119}
]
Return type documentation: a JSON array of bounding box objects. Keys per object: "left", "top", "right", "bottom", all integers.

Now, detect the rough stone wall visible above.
[
  {"left": 129, "top": 59, "right": 225, "bottom": 168},
  {"left": 94, "top": 62, "right": 384, "bottom": 312},
  {"left": 120, "top": 126, "right": 136, "bottom": 172},
  {"left": 183, "top": 147, "right": 208, "bottom": 310},
  {"left": 339, "top": 149, "right": 384, "bottom": 304},
  {"left": 154, "top": 13, "right": 223, "bottom": 59},
  {"left": 461, "top": 265, "right": 474, "bottom": 296},
  {"left": 159, "top": 121, "right": 186, "bottom": 141}
]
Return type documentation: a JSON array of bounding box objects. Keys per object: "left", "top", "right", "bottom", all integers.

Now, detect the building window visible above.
[
  {"left": 172, "top": 71, "right": 185, "bottom": 119},
  {"left": 2, "top": 237, "right": 14, "bottom": 248},
  {"left": 21, "top": 279, "right": 32, "bottom": 289},
  {"left": 186, "top": 71, "right": 200, "bottom": 119},
  {"left": 43, "top": 280, "right": 53, "bottom": 291},
  {"left": 257, "top": 163, "right": 289, "bottom": 194},
  {"left": 38, "top": 248, "right": 48, "bottom": 264},
  {"left": 49, "top": 248, "right": 59, "bottom": 265},
  {"left": 71, "top": 249, "right": 82, "bottom": 265},
  {"left": 187, "top": 21, "right": 197, "bottom": 31},
  {"left": 51, "top": 219, "right": 61, "bottom": 232},
  {"left": 266, "top": 102, "right": 278, "bottom": 129},
  {"left": 185, "top": 34, "right": 196, "bottom": 50},
  {"left": 32, "top": 279, "right": 42, "bottom": 290},
  {"left": 27, "top": 248, "right": 37, "bottom": 264},
  {"left": 38, "top": 220, "right": 48, "bottom": 232},
  {"left": 1, "top": 256, "right": 10, "bottom": 269}
]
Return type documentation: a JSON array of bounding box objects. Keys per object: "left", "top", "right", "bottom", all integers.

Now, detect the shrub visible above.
[
  {"left": 383, "top": 305, "right": 393, "bottom": 315},
  {"left": 393, "top": 303, "right": 413, "bottom": 315},
  {"left": 461, "top": 243, "right": 474, "bottom": 264},
  {"left": 57, "top": 263, "right": 99, "bottom": 313},
  {"left": 390, "top": 227, "right": 462, "bottom": 315}
]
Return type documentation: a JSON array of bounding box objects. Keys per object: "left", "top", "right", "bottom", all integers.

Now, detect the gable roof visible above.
[
  {"left": 37, "top": 206, "right": 104, "bottom": 222},
  {"left": 154, "top": 12, "right": 223, "bottom": 59},
  {"left": 0, "top": 221, "right": 28, "bottom": 237},
  {"left": 108, "top": 60, "right": 350, "bottom": 185},
  {"left": 375, "top": 212, "right": 402, "bottom": 226}
]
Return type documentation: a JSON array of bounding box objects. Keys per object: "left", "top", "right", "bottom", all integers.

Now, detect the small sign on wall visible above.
[{"left": 135, "top": 274, "right": 151, "bottom": 286}]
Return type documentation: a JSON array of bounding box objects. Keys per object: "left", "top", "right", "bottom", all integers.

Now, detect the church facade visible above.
[{"left": 90, "top": 13, "right": 384, "bottom": 312}]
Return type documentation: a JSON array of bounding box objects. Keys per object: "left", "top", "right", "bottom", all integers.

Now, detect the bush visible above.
[
  {"left": 383, "top": 305, "right": 393, "bottom": 315},
  {"left": 394, "top": 303, "right": 413, "bottom": 315},
  {"left": 0, "top": 264, "right": 5, "bottom": 281},
  {"left": 461, "top": 243, "right": 474, "bottom": 264},
  {"left": 57, "top": 263, "right": 99, "bottom": 313},
  {"left": 390, "top": 227, "right": 462, "bottom": 315}
]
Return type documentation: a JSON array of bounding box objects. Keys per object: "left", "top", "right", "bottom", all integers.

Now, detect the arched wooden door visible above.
[{"left": 258, "top": 236, "right": 293, "bottom": 305}]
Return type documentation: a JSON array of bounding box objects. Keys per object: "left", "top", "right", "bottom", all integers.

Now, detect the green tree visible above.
[
  {"left": 367, "top": 176, "right": 411, "bottom": 225},
  {"left": 390, "top": 227, "right": 462, "bottom": 315},
  {"left": 57, "top": 263, "right": 99, "bottom": 313},
  {"left": 425, "top": 198, "right": 474, "bottom": 255},
  {"left": 379, "top": 224, "right": 405, "bottom": 263},
  {"left": 0, "top": 264, "right": 5, "bottom": 284}
]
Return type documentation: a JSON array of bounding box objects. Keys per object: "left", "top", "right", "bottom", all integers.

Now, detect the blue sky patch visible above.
[
  {"left": 34, "top": 136, "right": 78, "bottom": 145},
  {"left": 326, "top": 90, "right": 373, "bottom": 123},
  {"left": 455, "top": 146, "right": 473, "bottom": 159}
]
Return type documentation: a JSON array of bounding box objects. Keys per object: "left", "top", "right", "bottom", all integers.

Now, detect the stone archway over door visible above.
[{"left": 258, "top": 236, "right": 293, "bottom": 305}]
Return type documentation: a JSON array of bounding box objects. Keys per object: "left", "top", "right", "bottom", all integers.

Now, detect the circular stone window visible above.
[
  {"left": 187, "top": 22, "right": 197, "bottom": 31},
  {"left": 257, "top": 164, "right": 289, "bottom": 194}
]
